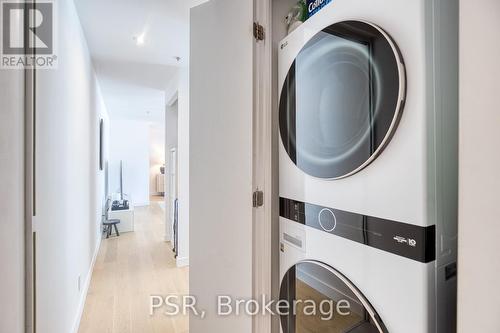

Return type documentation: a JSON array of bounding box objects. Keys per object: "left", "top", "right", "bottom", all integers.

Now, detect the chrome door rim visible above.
[
  {"left": 279, "top": 20, "right": 407, "bottom": 180},
  {"left": 280, "top": 259, "right": 388, "bottom": 333}
]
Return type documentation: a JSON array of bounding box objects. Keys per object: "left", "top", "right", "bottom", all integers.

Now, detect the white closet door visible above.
[{"left": 190, "top": 0, "right": 254, "bottom": 332}]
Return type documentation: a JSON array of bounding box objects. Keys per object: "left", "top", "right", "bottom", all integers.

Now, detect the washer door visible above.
[
  {"left": 280, "top": 261, "right": 387, "bottom": 333},
  {"left": 279, "top": 21, "right": 405, "bottom": 179}
]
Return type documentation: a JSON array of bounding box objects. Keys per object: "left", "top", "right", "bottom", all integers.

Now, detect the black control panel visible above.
[{"left": 280, "top": 197, "right": 436, "bottom": 263}]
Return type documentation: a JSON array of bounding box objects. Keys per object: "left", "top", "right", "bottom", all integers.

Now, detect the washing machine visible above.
[{"left": 278, "top": 0, "right": 458, "bottom": 332}]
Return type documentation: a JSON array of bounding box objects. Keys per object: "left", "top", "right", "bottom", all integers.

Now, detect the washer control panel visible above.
[{"left": 279, "top": 197, "right": 436, "bottom": 263}]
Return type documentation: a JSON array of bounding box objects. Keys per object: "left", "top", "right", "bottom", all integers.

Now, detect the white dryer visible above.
[{"left": 278, "top": 0, "right": 458, "bottom": 332}]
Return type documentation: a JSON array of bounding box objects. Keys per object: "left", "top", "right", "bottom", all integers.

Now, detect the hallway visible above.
[{"left": 78, "top": 201, "right": 188, "bottom": 333}]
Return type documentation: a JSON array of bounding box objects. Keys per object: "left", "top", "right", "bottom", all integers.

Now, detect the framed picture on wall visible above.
[{"left": 99, "top": 119, "right": 104, "bottom": 171}]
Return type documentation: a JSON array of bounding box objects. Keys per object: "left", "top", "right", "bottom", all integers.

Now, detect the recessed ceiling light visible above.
[{"left": 133, "top": 33, "right": 145, "bottom": 46}]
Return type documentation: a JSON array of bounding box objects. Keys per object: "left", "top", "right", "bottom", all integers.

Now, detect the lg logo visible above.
[
  {"left": 393, "top": 235, "right": 418, "bottom": 248},
  {"left": 1, "top": 0, "right": 56, "bottom": 68}
]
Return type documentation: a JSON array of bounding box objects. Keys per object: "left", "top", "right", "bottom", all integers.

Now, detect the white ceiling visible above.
[{"left": 74, "top": 0, "right": 207, "bottom": 121}]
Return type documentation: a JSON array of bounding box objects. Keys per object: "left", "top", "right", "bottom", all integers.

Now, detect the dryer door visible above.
[
  {"left": 279, "top": 20, "right": 405, "bottom": 179},
  {"left": 279, "top": 261, "right": 387, "bottom": 333}
]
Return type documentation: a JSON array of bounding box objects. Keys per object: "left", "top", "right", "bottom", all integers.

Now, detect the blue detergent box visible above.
[{"left": 307, "top": 0, "right": 333, "bottom": 18}]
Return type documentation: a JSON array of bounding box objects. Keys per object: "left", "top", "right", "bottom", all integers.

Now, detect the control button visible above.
[{"left": 318, "top": 208, "right": 337, "bottom": 232}]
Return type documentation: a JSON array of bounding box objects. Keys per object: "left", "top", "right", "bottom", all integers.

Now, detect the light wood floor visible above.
[{"left": 78, "top": 202, "right": 189, "bottom": 333}]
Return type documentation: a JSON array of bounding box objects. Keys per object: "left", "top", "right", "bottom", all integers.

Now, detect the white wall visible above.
[
  {"left": 190, "top": 1, "right": 254, "bottom": 332},
  {"left": 109, "top": 118, "right": 150, "bottom": 206},
  {"left": 163, "top": 66, "right": 188, "bottom": 267},
  {"left": 177, "top": 66, "right": 190, "bottom": 266},
  {"left": 149, "top": 123, "right": 165, "bottom": 196},
  {"left": 35, "top": 0, "right": 109, "bottom": 332},
  {"left": 0, "top": 48, "right": 25, "bottom": 333},
  {"left": 165, "top": 101, "right": 179, "bottom": 240},
  {"left": 458, "top": 1, "right": 500, "bottom": 332},
  {"left": 96, "top": 103, "right": 110, "bottom": 234},
  {"left": 166, "top": 101, "right": 179, "bottom": 154}
]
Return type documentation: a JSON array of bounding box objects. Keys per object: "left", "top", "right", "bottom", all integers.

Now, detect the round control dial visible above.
[{"left": 318, "top": 208, "right": 337, "bottom": 232}]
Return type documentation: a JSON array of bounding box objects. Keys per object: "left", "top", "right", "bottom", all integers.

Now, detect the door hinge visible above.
[
  {"left": 253, "top": 22, "right": 265, "bottom": 41},
  {"left": 253, "top": 190, "right": 264, "bottom": 208}
]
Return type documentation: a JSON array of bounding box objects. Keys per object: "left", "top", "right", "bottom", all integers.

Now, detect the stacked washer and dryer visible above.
[{"left": 278, "top": 0, "right": 458, "bottom": 332}]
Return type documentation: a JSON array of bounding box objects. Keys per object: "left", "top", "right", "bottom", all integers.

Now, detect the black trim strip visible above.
[{"left": 280, "top": 197, "right": 436, "bottom": 263}]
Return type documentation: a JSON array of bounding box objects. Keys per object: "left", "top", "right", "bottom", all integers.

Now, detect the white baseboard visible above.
[
  {"left": 176, "top": 256, "right": 189, "bottom": 267},
  {"left": 71, "top": 237, "right": 101, "bottom": 333}
]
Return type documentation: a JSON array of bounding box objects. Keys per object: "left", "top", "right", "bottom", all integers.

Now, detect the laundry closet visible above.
[
  {"left": 270, "top": 1, "right": 458, "bottom": 333},
  {"left": 189, "top": 0, "right": 458, "bottom": 332}
]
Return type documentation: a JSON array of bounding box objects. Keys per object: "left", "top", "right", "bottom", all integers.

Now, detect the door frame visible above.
[
  {"left": 25, "top": 65, "right": 36, "bottom": 333},
  {"left": 252, "top": 0, "right": 274, "bottom": 332},
  {"left": 25, "top": 1, "right": 37, "bottom": 330}
]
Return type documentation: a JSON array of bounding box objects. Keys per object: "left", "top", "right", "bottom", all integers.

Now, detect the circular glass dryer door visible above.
[
  {"left": 279, "top": 21, "right": 405, "bottom": 179},
  {"left": 279, "top": 261, "right": 387, "bottom": 333}
]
